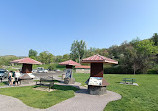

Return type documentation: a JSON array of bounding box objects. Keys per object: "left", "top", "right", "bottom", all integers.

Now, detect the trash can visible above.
[{"left": 62, "top": 74, "right": 65, "bottom": 80}]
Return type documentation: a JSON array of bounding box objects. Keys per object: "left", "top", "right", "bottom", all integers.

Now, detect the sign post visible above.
[{"left": 59, "top": 60, "right": 80, "bottom": 84}]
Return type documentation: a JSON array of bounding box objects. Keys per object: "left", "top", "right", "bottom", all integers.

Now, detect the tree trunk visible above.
[
  {"left": 134, "top": 67, "right": 136, "bottom": 75},
  {"left": 133, "top": 64, "right": 136, "bottom": 75},
  {"left": 78, "top": 55, "right": 80, "bottom": 64}
]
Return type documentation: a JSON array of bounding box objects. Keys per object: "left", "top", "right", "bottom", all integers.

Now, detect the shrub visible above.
[
  {"left": 48, "top": 64, "right": 55, "bottom": 71},
  {"left": 147, "top": 65, "right": 158, "bottom": 74}
]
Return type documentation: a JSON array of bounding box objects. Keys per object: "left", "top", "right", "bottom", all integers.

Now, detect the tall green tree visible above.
[
  {"left": 122, "top": 45, "right": 140, "bottom": 74},
  {"left": 28, "top": 49, "right": 38, "bottom": 59},
  {"left": 70, "top": 40, "right": 86, "bottom": 63},
  {"left": 38, "top": 51, "right": 54, "bottom": 64},
  {"left": 133, "top": 39, "right": 158, "bottom": 73},
  {"left": 84, "top": 47, "right": 108, "bottom": 58},
  {"left": 55, "top": 54, "right": 70, "bottom": 62},
  {"left": 118, "top": 39, "right": 158, "bottom": 74},
  {"left": 108, "top": 45, "right": 120, "bottom": 59},
  {"left": 54, "top": 55, "right": 63, "bottom": 62},
  {"left": 151, "top": 33, "right": 158, "bottom": 46},
  {"left": 62, "top": 54, "right": 70, "bottom": 61},
  {"left": 151, "top": 33, "right": 158, "bottom": 64}
]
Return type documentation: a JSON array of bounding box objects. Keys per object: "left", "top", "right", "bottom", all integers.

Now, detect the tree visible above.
[
  {"left": 133, "top": 39, "right": 158, "bottom": 73},
  {"left": 84, "top": 47, "right": 109, "bottom": 58},
  {"left": 70, "top": 40, "right": 86, "bottom": 63},
  {"left": 84, "top": 47, "right": 97, "bottom": 58},
  {"left": 38, "top": 51, "right": 54, "bottom": 64},
  {"left": 150, "top": 33, "right": 158, "bottom": 64},
  {"left": 28, "top": 49, "right": 38, "bottom": 59},
  {"left": 151, "top": 33, "right": 158, "bottom": 46},
  {"left": 118, "top": 39, "right": 158, "bottom": 74},
  {"left": 55, "top": 55, "right": 63, "bottom": 62},
  {"left": 62, "top": 54, "right": 70, "bottom": 61},
  {"left": 123, "top": 45, "right": 140, "bottom": 74},
  {"left": 108, "top": 45, "right": 120, "bottom": 59},
  {"left": 0, "top": 55, "right": 19, "bottom": 66}
]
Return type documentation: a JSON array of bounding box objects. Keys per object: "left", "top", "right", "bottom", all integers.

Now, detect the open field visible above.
[
  {"left": 0, "top": 85, "right": 79, "bottom": 109},
  {"left": 73, "top": 73, "right": 158, "bottom": 111}
]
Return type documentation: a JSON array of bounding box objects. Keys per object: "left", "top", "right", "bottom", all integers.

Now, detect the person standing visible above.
[
  {"left": 12, "top": 71, "right": 15, "bottom": 86},
  {"left": 8, "top": 71, "right": 12, "bottom": 86},
  {"left": 14, "top": 70, "right": 19, "bottom": 86}
]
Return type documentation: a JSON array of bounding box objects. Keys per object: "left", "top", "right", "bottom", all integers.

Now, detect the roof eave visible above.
[{"left": 81, "top": 60, "right": 118, "bottom": 64}]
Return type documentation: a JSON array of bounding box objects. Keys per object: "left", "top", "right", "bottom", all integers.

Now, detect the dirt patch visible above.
[{"left": 33, "top": 87, "right": 57, "bottom": 92}]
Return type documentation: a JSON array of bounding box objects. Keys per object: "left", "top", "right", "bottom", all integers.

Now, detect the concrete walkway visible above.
[
  {"left": 0, "top": 94, "right": 41, "bottom": 111},
  {"left": 0, "top": 74, "right": 122, "bottom": 111},
  {"left": 46, "top": 85, "right": 121, "bottom": 111}
]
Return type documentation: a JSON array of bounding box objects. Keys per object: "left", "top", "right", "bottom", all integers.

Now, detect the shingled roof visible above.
[
  {"left": 11, "top": 58, "right": 42, "bottom": 65},
  {"left": 82, "top": 54, "right": 118, "bottom": 64},
  {"left": 59, "top": 60, "right": 81, "bottom": 66}
]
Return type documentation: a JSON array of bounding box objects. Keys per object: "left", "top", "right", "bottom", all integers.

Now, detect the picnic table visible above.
[
  {"left": 36, "top": 76, "right": 54, "bottom": 90},
  {"left": 122, "top": 78, "right": 136, "bottom": 84}
]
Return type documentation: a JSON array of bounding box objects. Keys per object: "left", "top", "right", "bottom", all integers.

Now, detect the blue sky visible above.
[{"left": 0, "top": 0, "right": 158, "bottom": 56}]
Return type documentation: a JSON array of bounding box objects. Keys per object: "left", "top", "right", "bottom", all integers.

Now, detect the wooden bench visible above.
[
  {"left": 36, "top": 76, "right": 54, "bottom": 90},
  {"left": 122, "top": 78, "right": 136, "bottom": 84}
]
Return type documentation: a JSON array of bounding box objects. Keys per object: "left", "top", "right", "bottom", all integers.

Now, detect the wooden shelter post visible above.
[
  {"left": 66, "top": 65, "right": 73, "bottom": 69},
  {"left": 22, "top": 64, "right": 32, "bottom": 73},
  {"left": 82, "top": 54, "right": 118, "bottom": 95},
  {"left": 90, "top": 63, "right": 103, "bottom": 77}
]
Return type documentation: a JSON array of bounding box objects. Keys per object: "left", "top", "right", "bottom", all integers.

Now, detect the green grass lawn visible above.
[
  {"left": 0, "top": 85, "right": 79, "bottom": 109},
  {"left": 0, "top": 81, "right": 8, "bottom": 86},
  {"left": 0, "top": 82, "right": 6, "bottom": 86},
  {"left": 73, "top": 73, "right": 158, "bottom": 111}
]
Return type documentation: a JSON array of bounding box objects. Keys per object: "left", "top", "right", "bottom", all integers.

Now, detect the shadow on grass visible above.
[
  {"left": 53, "top": 85, "right": 79, "bottom": 91},
  {"left": 33, "top": 84, "right": 79, "bottom": 92},
  {"left": 115, "top": 82, "right": 121, "bottom": 83},
  {"left": 34, "top": 80, "right": 61, "bottom": 83},
  {"left": 75, "top": 88, "right": 89, "bottom": 94},
  {"left": 0, "top": 81, "right": 8, "bottom": 85}
]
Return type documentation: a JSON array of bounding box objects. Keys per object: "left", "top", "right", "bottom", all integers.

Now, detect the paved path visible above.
[
  {"left": 46, "top": 85, "right": 121, "bottom": 111},
  {"left": 0, "top": 94, "right": 41, "bottom": 111},
  {"left": 0, "top": 73, "right": 122, "bottom": 111}
]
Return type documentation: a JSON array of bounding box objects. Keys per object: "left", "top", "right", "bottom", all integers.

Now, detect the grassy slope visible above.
[
  {"left": 0, "top": 85, "right": 78, "bottom": 109},
  {"left": 73, "top": 73, "right": 158, "bottom": 111}
]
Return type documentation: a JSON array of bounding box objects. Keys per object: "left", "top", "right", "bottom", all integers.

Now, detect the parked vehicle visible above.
[
  {"left": 32, "top": 69, "right": 37, "bottom": 73},
  {"left": 0, "top": 69, "right": 8, "bottom": 79},
  {"left": 43, "top": 70, "right": 48, "bottom": 73},
  {"left": 37, "top": 67, "right": 48, "bottom": 73},
  {"left": 56, "top": 69, "right": 61, "bottom": 72}
]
